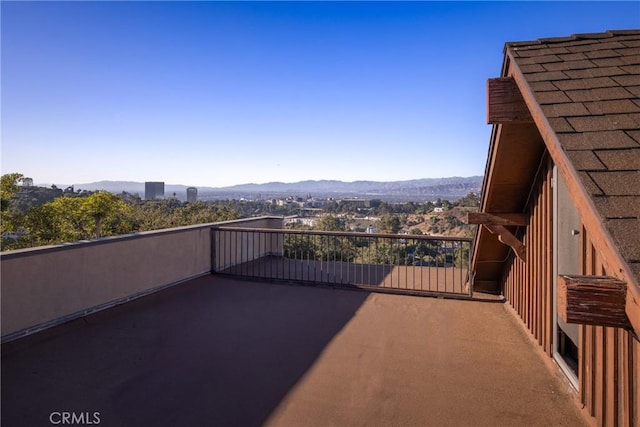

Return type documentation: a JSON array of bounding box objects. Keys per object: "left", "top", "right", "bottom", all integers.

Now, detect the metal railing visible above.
[{"left": 211, "top": 226, "right": 473, "bottom": 297}]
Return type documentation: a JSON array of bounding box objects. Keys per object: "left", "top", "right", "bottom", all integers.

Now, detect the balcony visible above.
[
  {"left": 1, "top": 217, "right": 590, "bottom": 426},
  {"left": 212, "top": 226, "right": 473, "bottom": 297}
]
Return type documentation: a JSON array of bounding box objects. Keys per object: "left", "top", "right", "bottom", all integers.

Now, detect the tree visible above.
[
  {"left": 170, "top": 201, "right": 238, "bottom": 227},
  {"left": 21, "top": 202, "right": 65, "bottom": 245},
  {"left": 1, "top": 173, "right": 25, "bottom": 211},
  {"left": 316, "top": 214, "right": 344, "bottom": 231},
  {"left": 1, "top": 173, "right": 32, "bottom": 250},
  {"left": 21, "top": 192, "right": 134, "bottom": 245},
  {"left": 454, "top": 243, "right": 471, "bottom": 268},
  {"left": 83, "top": 191, "right": 132, "bottom": 238},
  {"left": 377, "top": 214, "right": 401, "bottom": 234},
  {"left": 44, "top": 196, "right": 88, "bottom": 240},
  {"left": 457, "top": 192, "right": 480, "bottom": 208}
]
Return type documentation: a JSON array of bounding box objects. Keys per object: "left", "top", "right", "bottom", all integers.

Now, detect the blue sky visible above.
[{"left": 2, "top": 1, "right": 639, "bottom": 187}]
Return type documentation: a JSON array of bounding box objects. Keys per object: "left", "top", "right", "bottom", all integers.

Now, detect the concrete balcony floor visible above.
[{"left": 2, "top": 276, "right": 589, "bottom": 426}]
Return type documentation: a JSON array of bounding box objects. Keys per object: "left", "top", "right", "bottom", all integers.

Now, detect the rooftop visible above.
[
  {"left": 509, "top": 29, "right": 640, "bottom": 285},
  {"left": 473, "top": 29, "right": 640, "bottom": 292},
  {"left": 2, "top": 275, "right": 589, "bottom": 426}
]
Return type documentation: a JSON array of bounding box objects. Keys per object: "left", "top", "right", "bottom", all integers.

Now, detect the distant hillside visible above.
[
  {"left": 224, "top": 177, "right": 481, "bottom": 194},
  {"left": 74, "top": 181, "right": 146, "bottom": 194},
  {"left": 72, "top": 176, "right": 483, "bottom": 201}
]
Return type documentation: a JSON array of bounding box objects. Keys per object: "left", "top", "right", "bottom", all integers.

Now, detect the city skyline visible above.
[{"left": 2, "top": 1, "right": 639, "bottom": 187}]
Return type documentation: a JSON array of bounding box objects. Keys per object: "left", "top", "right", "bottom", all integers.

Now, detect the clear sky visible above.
[{"left": 2, "top": 1, "right": 639, "bottom": 188}]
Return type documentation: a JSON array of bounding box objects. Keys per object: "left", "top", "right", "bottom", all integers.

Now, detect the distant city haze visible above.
[
  {"left": 68, "top": 176, "right": 483, "bottom": 203},
  {"left": 2, "top": 2, "right": 638, "bottom": 186}
]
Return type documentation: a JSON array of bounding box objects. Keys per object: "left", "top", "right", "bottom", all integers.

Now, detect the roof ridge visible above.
[{"left": 506, "top": 29, "right": 640, "bottom": 48}]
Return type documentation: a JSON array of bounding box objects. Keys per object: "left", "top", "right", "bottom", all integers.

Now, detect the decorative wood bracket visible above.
[
  {"left": 467, "top": 212, "right": 527, "bottom": 261},
  {"left": 487, "top": 77, "right": 533, "bottom": 124},
  {"left": 558, "top": 275, "right": 635, "bottom": 335},
  {"left": 483, "top": 224, "right": 527, "bottom": 262}
]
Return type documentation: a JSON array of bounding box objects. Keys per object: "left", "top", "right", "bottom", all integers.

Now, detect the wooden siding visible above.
[
  {"left": 580, "top": 229, "right": 639, "bottom": 427},
  {"left": 500, "top": 155, "right": 638, "bottom": 426},
  {"left": 502, "top": 156, "right": 554, "bottom": 355}
]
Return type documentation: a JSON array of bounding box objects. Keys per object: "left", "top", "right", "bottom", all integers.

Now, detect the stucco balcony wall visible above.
[{"left": 0, "top": 216, "right": 283, "bottom": 339}]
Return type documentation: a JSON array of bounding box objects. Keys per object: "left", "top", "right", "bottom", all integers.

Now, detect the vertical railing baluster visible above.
[
  {"left": 227, "top": 229, "right": 231, "bottom": 272},
  {"left": 259, "top": 231, "right": 263, "bottom": 279},
  {"left": 293, "top": 233, "right": 297, "bottom": 281},
  {"left": 437, "top": 241, "right": 440, "bottom": 292},
  {"left": 446, "top": 240, "right": 450, "bottom": 293},
  {"left": 306, "top": 233, "right": 310, "bottom": 282},
  {"left": 331, "top": 236, "right": 338, "bottom": 284},
  {"left": 241, "top": 230, "right": 245, "bottom": 277},
  {"left": 213, "top": 227, "right": 472, "bottom": 297}
]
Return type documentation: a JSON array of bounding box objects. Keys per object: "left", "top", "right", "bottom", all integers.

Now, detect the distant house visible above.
[
  {"left": 470, "top": 30, "right": 640, "bottom": 426},
  {"left": 283, "top": 215, "right": 316, "bottom": 228},
  {"left": 304, "top": 198, "right": 327, "bottom": 208},
  {"left": 433, "top": 207, "right": 445, "bottom": 213}
]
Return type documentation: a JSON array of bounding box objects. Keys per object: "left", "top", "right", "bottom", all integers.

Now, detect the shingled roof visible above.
[
  {"left": 508, "top": 29, "right": 640, "bottom": 285},
  {"left": 471, "top": 29, "right": 640, "bottom": 308}
]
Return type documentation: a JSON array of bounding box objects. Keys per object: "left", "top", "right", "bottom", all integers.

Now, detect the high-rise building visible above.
[
  {"left": 186, "top": 187, "right": 198, "bottom": 203},
  {"left": 145, "top": 182, "right": 165, "bottom": 200}
]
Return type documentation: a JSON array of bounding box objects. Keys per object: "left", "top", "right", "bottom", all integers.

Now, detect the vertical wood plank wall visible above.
[
  {"left": 580, "top": 229, "right": 638, "bottom": 427},
  {"left": 502, "top": 157, "right": 554, "bottom": 356},
  {"left": 499, "top": 156, "right": 638, "bottom": 426}
]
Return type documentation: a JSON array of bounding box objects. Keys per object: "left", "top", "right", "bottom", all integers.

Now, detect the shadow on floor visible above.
[{"left": 1, "top": 275, "right": 370, "bottom": 427}]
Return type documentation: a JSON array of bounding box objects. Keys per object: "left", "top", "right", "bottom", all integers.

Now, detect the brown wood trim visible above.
[
  {"left": 506, "top": 51, "right": 640, "bottom": 339},
  {"left": 545, "top": 162, "right": 553, "bottom": 355},
  {"left": 483, "top": 224, "right": 526, "bottom": 261},
  {"left": 467, "top": 212, "right": 528, "bottom": 226},
  {"left": 487, "top": 77, "right": 534, "bottom": 124},
  {"left": 625, "top": 288, "right": 640, "bottom": 341},
  {"left": 558, "top": 274, "right": 631, "bottom": 330}
]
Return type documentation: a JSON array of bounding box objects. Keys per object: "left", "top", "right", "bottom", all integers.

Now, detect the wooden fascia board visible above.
[
  {"left": 479, "top": 124, "right": 503, "bottom": 216},
  {"left": 506, "top": 49, "right": 640, "bottom": 338},
  {"left": 471, "top": 123, "right": 502, "bottom": 274},
  {"left": 557, "top": 274, "right": 631, "bottom": 330},
  {"left": 467, "top": 212, "right": 528, "bottom": 226},
  {"left": 626, "top": 287, "right": 640, "bottom": 340},
  {"left": 487, "top": 77, "right": 534, "bottom": 124}
]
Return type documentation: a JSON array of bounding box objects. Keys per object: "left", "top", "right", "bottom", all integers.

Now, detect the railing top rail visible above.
[{"left": 211, "top": 226, "right": 473, "bottom": 243}]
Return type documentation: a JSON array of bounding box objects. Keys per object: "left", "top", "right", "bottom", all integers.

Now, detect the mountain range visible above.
[{"left": 72, "top": 176, "right": 483, "bottom": 201}]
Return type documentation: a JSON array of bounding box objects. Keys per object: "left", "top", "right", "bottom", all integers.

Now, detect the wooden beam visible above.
[
  {"left": 467, "top": 212, "right": 528, "bottom": 226},
  {"left": 487, "top": 77, "right": 533, "bottom": 124},
  {"left": 557, "top": 275, "right": 633, "bottom": 331},
  {"left": 483, "top": 224, "right": 526, "bottom": 262}
]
